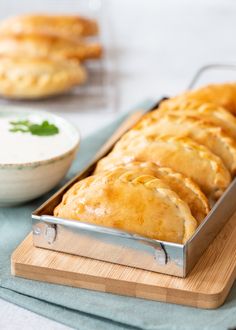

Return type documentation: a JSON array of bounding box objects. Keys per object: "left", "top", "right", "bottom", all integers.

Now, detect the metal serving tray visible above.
[{"left": 32, "top": 96, "right": 236, "bottom": 278}]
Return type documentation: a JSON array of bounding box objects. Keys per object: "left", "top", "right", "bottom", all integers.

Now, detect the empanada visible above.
[
  {"left": 157, "top": 99, "right": 236, "bottom": 140},
  {"left": 95, "top": 161, "right": 209, "bottom": 224},
  {"left": 134, "top": 114, "right": 236, "bottom": 174},
  {"left": 0, "top": 14, "right": 98, "bottom": 39},
  {"left": 54, "top": 168, "right": 197, "bottom": 244},
  {"left": 159, "top": 83, "right": 236, "bottom": 116},
  {"left": 0, "top": 34, "right": 102, "bottom": 61},
  {"left": 96, "top": 132, "right": 231, "bottom": 199},
  {"left": 0, "top": 56, "right": 86, "bottom": 99}
]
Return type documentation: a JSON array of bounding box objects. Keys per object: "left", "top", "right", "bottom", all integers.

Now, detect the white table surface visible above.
[{"left": 1, "top": 0, "right": 236, "bottom": 329}]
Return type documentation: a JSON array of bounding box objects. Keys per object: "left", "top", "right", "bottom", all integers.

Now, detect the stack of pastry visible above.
[
  {"left": 54, "top": 82, "right": 236, "bottom": 244},
  {"left": 0, "top": 14, "right": 102, "bottom": 99}
]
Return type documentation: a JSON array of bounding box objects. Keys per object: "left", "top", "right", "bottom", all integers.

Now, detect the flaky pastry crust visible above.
[
  {"left": 134, "top": 113, "right": 236, "bottom": 174},
  {"left": 156, "top": 99, "right": 236, "bottom": 140},
  {"left": 0, "top": 14, "right": 98, "bottom": 39},
  {"left": 54, "top": 168, "right": 197, "bottom": 244},
  {"left": 0, "top": 34, "right": 102, "bottom": 61},
  {"left": 95, "top": 161, "right": 209, "bottom": 224},
  {"left": 97, "top": 131, "right": 231, "bottom": 199},
  {"left": 0, "top": 56, "right": 86, "bottom": 99},
  {"left": 159, "top": 83, "right": 236, "bottom": 116}
]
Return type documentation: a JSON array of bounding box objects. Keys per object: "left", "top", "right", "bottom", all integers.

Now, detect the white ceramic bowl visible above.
[{"left": 0, "top": 107, "right": 80, "bottom": 206}]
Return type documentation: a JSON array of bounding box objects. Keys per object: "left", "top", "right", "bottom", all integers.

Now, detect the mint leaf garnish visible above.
[
  {"left": 29, "top": 121, "right": 59, "bottom": 136},
  {"left": 10, "top": 120, "right": 31, "bottom": 126},
  {"left": 10, "top": 127, "right": 29, "bottom": 133},
  {"left": 9, "top": 119, "right": 59, "bottom": 136}
]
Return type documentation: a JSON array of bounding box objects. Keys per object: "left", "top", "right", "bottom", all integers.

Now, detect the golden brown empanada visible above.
[
  {"left": 54, "top": 168, "right": 197, "bottom": 244},
  {"left": 95, "top": 161, "right": 209, "bottom": 224},
  {"left": 0, "top": 14, "right": 98, "bottom": 39},
  {"left": 134, "top": 114, "right": 236, "bottom": 174},
  {"left": 96, "top": 132, "right": 231, "bottom": 199},
  {"left": 0, "top": 34, "right": 102, "bottom": 61},
  {"left": 0, "top": 56, "right": 86, "bottom": 99},
  {"left": 156, "top": 99, "right": 236, "bottom": 140},
  {"left": 159, "top": 83, "right": 236, "bottom": 116}
]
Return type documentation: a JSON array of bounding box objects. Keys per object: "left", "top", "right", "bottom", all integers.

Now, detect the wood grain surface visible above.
[{"left": 11, "top": 210, "right": 236, "bottom": 309}]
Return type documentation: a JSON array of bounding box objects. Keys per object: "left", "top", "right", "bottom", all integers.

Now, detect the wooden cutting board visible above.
[{"left": 11, "top": 210, "right": 236, "bottom": 309}]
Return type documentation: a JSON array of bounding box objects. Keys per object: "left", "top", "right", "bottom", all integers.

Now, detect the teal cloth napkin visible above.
[{"left": 1, "top": 100, "right": 236, "bottom": 330}]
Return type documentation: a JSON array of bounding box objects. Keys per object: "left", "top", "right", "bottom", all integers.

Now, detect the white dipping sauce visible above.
[{"left": 0, "top": 113, "right": 78, "bottom": 164}]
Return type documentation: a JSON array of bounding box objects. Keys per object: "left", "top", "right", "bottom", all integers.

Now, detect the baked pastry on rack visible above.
[
  {"left": 54, "top": 167, "right": 197, "bottom": 244},
  {"left": 0, "top": 14, "right": 102, "bottom": 100},
  {"left": 134, "top": 113, "right": 236, "bottom": 174},
  {"left": 0, "top": 14, "right": 98, "bottom": 39},
  {"left": 0, "top": 34, "right": 102, "bottom": 61},
  {"left": 94, "top": 161, "right": 210, "bottom": 224},
  {"left": 95, "top": 131, "right": 231, "bottom": 200},
  {"left": 0, "top": 56, "right": 86, "bottom": 99}
]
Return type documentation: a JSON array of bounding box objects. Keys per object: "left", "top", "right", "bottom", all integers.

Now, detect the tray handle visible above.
[{"left": 187, "top": 63, "right": 236, "bottom": 90}]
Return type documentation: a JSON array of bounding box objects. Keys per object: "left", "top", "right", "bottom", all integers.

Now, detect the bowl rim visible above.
[{"left": 0, "top": 106, "right": 80, "bottom": 169}]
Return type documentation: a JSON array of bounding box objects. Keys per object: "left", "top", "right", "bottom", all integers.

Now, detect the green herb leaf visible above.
[
  {"left": 10, "top": 120, "right": 31, "bottom": 126},
  {"left": 9, "top": 119, "right": 59, "bottom": 136},
  {"left": 29, "top": 121, "right": 59, "bottom": 136},
  {"left": 10, "top": 127, "right": 29, "bottom": 133}
]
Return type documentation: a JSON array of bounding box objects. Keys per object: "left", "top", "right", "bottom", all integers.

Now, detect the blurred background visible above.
[
  {"left": 1, "top": 0, "right": 236, "bottom": 329},
  {"left": 1, "top": 0, "right": 236, "bottom": 137}
]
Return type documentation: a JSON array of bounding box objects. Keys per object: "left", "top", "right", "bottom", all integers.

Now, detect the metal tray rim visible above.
[
  {"left": 32, "top": 213, "right": 184, "bottom": 249},
  {"left": 187, "top": 176, "right": 236, "bottom": 244},
  {"left": 32, "top": 176, "right": 236, "bottom": 250}
]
